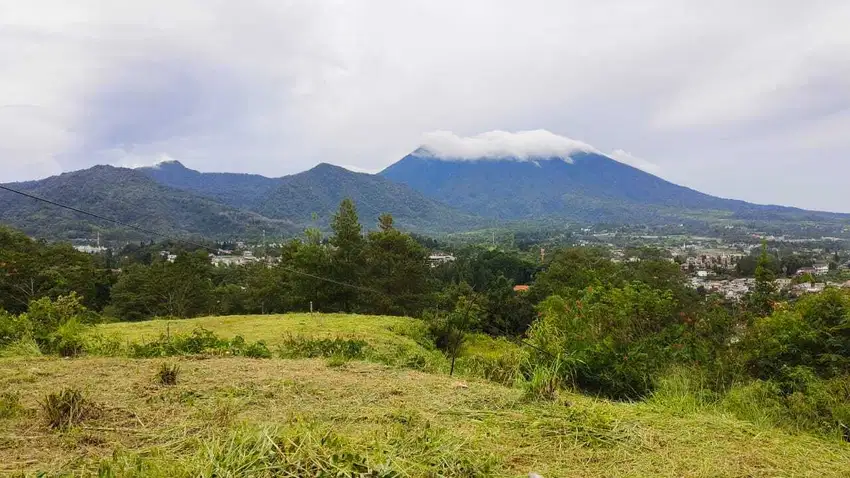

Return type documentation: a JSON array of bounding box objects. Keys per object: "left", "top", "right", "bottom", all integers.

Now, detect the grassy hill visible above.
[{"left": 2, "top": 314, "right": 850, "bottom": 477}]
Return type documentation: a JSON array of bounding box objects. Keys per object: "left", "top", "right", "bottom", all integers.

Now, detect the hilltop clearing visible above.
[{"left": 1, "top": 314, "right": 849, "bottom": 477}]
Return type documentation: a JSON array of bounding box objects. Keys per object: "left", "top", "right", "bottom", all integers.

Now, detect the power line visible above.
[{"left": 0, "top": 184, "right": 381, "bottom": 294}]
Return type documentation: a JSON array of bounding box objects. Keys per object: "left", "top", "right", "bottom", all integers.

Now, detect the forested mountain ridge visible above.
[
  {"left": 1, "top": 162, "right": 483, "bottom": 240},
  {"left": 0, "top": 165, "right": 297, "bottom": 241},
  {"left": 141, "top": 161, "right": 484, "bottom": 232},
  {"left": 380, "top": 151, "right": 850, "bottom": 225}
]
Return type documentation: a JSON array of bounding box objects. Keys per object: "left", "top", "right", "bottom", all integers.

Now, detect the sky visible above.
[{"left": 0, "top": 1, "right": 848, "bottom": 211}]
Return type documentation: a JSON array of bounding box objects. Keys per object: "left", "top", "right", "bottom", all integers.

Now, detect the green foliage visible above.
[
  {"left": 0, "top": 336, "right": 43, "bottom": 358},
  {"left": 747, "top": 242, "right": 778, "bottom": 316},
  {"left": 108, "top": 251, "right": 214, "bottom": 320},
  {"left": 528, "top": 282, "right": 723, "bottom": 399},
  {"left": 40, "top": 388, "right": 99, "bottom": 430},
  {"left": 0, "top": 294, "right": 94, "bottom": 356},
  {"left": 722, "top": 369, "right": 850, "bottom": 438},
  {"left": 96, "top": 424, "right": 404, "bottom": 477},
  {"left": 44, "top": 317, "right": 88, "bottom": 357},
  {"left": 0, "top": 308, "right": 33, "bottom": 346},
  {"left": 742, "top": 288, "right": 850, "bottom": 379},
  {"left": 0, "top": 226, "right": 108, "bottom": 314},
  {"left": 425, "top": 296, "right": 485, "bottom": 375},
  {"left": 129, "top": 328, "right": 273, "bottom": 358}
]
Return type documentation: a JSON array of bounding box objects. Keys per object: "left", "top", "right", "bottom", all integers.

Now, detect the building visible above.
[
  {"left": 428, "top": 253, "right": 456, "bottom": 267},
  {"left": 74, "top": 245, "right": 107, "bottom": 254},
  {"left": 513, "top": 285, "right": 530, "bottom": 293}
]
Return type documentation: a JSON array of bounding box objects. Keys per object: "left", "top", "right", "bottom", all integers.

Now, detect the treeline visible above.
[{"left": 0, "top": 199, "right": 538, "bottom": 331}]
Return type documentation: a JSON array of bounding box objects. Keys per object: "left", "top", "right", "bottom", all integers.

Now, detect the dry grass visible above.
[{"left": 1, "top": 356, "right": 849, "bottom": 477}]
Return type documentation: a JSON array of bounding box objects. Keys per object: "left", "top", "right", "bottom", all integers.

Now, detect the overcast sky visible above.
[{"left": 1, "top": 1, "right": 848, "bottom": 211}]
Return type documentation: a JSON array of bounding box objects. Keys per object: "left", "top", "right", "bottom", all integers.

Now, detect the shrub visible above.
[
  {"left": 157, "top": 363, "right": 180, "bottom": 386},
  {"left": 0, "top": 336, "right": 43, "bottom": 358},
  {"left": 130, "top": 328, "right": 225, "bottom": 357},
  {"left": 722, "top": 368, "right": 850, "bottom": 438},
  {"left": 523, "top": 363, "right": 562, "bottom": 402},
  {"left": 278, "top": 335, "right": 369, "bottom": 360},
  {"left": 44, "top": 317, "right": 88, "bottom": 357},
  {"left": 40, "top": 388, "right": 99, "bottom": 430},
  {"left": 84, "top": 333, "right": 124, "bottom": 356},
  {"left": 0, "top": 310, "right": 33, "bottom": 346}
]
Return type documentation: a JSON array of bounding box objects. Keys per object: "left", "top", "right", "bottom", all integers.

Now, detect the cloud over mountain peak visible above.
[{"left": 418, "top": 130, "right": 600, "bottom": 161}]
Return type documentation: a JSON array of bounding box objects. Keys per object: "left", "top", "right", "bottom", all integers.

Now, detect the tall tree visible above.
[
  {"left": 749, "top": 241, "right": 777, "bottom": 317},
  {"left": 328, "top": 199, "right": 365, "bottom": 311},
  {"left": 363, "top": 216, "right": 429, "bottom": 316}
]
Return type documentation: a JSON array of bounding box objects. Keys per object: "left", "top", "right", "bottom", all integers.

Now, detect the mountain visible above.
[
  {"left": 140, "top": 161, "right": 482, "bottom": 232},
  {"left": 0, "top": 161, "right": 482, "bottom": 241},
  {"left": 254, "top": 163, "right": 483, "bottom": 232},
  {"left": 0, "top": 166, "right": 297, "bottom": 241},
  {"left": 380, "top": 150, "right": 850, "bottom": 226},
  {"left": 138, "top": 161, "right": 282, "bottom": 210}
]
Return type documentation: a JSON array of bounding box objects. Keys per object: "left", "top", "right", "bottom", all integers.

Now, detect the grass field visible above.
[{"left": 2, "top": 314, "right": 850, "bottom": 477}]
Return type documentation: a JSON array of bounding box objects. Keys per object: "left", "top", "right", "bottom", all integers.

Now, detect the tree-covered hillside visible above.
[{"left": 0, "top": 166, "right": 297, "bottom": 241}]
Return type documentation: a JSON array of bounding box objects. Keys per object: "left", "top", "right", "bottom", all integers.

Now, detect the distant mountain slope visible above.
[
  {"left": 139, "top": 161, "right": 484, "bottom": 232},
  {"left": 380, "top": 151, "right": 850, "bottom": 225},
  {"left": 254, "top": 163, "right": 484, "bottom": 232},
  {"left": 138, "top": 161, "right": 282, "bottom": 209},
  {"left": 0, "top": 166, "right": 296, "bottom": 241}
]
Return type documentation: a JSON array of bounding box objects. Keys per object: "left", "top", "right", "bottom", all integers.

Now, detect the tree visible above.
[
  {"left": 429, "top": 295, "right": 484, "bottom": 376},
  {"left": 378, "top": 213, "right": 394, "bottom": 232},
  {"left": 362, "top": 218, "right": 430, "bottom": 316},
  {"left": 748, "top": 242, "right": 777, "bottom": 317},
  {"left": 328, "top": 199, "right": 365, "bottom": 311}
]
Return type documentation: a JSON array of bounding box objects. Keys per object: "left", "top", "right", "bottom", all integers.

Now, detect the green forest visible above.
[{"left": 2, "top": 198, "right": 850, "bottom": 442}]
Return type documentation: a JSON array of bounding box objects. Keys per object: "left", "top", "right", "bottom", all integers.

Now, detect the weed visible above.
[
  {"left": 130, "top": 328, "right": 273, "bottom": 359},
  {"left": 40, "top": 388, "right": 99, "bottom": 430},
  {"left": 523, "top": 363, "right": 563, "bottom": 402},
  {"left": 0, "top": 391, "right": 23, "bottom": 419},
  {"left": 197, "top": 399, "right": 241, "bottom": 427},
  {"left": 0, "top": 336, "right": 43, "bottom": 358},
  {"left": 326, "top": 354, "right": 349, "bottom": 367},
  {"left": 156, "top": 362, "right": 180, "bottom": 386}
]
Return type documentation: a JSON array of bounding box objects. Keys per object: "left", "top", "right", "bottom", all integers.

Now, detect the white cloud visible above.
[
  {"left": 333, "top": 164, "right": 380, "bottom": 174},
  {"left": 418, "top": 130, "right": 598, "bottom": 161},
  {"left": 105, "top": 150, "right": 180, "bottom": 170},
  {"left": 608, "top": 150, "right": 661, "bottom": 173}
]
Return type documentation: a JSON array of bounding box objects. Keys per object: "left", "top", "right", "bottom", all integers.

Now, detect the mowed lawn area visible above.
[{"left": 0, "top": 313, "right": 847, "bottom": 477}]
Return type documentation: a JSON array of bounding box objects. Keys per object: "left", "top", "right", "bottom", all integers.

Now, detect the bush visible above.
[
  {"left": 40, "top": 388, "right": 99, "bottom": 430},
  {"left": 0, "top": 310, "right": 33, "bottom": 346},
  {"left": 0, "top": 336, "right": 43, "bottom": 358},
  {"left": 278, "top": 335, "right": 369, "bottom": 360},
  {"left": 722, "top": 368, "right": 850, "bottom": 439},
  {"left": 742, "top": 289, "right": 850, "bottom": 380},
  {"left": 130, "top": 328, "right": 227, "bottom": 358},
  {"left": 522, "top": 363, "right": 562, "bottom": 402},
  {"left": 44, "top": 317, "right": 88, "bottom": 357},
  {"left": 157, "top": 363, "right": 180, "bottom": 386},
  {"left": 130, "top": 328, "right": 274, "bottom": 359}
]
